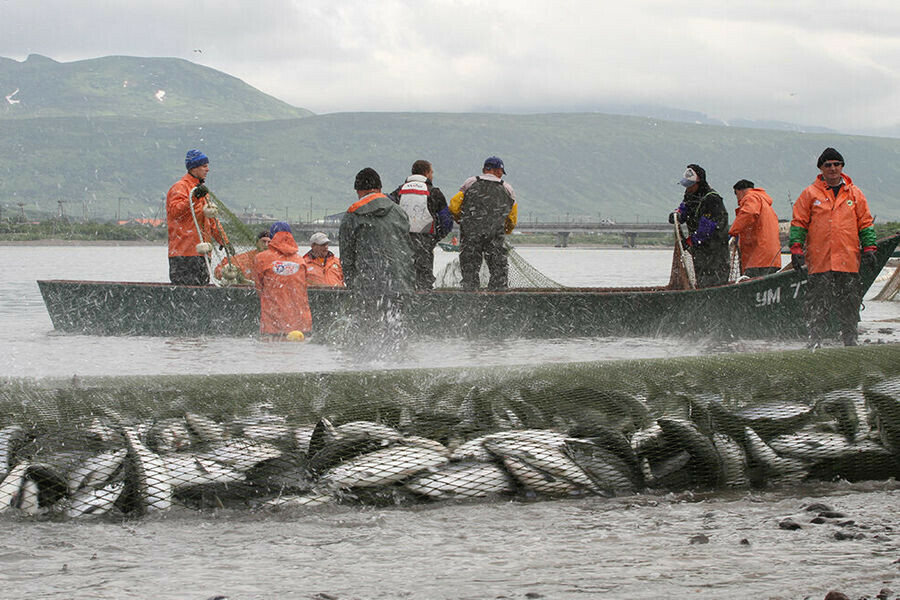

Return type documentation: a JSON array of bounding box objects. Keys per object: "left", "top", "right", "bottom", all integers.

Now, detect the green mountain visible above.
[
  {"left": 1, "top": 56, "right": 899, "bottom": 224},
  {"left": 0, "top": 54, "right": 312, "bottom": 123}
]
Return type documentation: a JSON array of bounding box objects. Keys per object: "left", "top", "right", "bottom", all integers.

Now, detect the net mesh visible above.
[
  {"left": 434, "top": 242, "right": 562, "bottom": 289},
  {"left": 203, "top": 190, "right": 264, "bottom": 286},
  {"left": 1, "top": 346, "right": 898, "bottom": 519}
]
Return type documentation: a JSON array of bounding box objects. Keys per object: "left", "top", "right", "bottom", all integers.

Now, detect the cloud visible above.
[{"left": 2, "top": 0, "right": 900, "bottom": 133}]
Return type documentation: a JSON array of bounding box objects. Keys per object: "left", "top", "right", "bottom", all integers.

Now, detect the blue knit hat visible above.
[
  {"left": 185, "top": 149, "right": 209, "bottom": 171},
  {"left": 269, "top": 221, "right": 292, "bottom": 236}
]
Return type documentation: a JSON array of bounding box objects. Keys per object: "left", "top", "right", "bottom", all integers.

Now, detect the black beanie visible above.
[
  {"left": 354, "top": 167, "right": 382, "bottom": 191},
  {"left": 817, "top": 147, "right": 844, "bottom": 168}
]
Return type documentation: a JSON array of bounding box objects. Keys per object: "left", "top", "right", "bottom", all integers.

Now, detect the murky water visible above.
[{"left": 2, "top": 244, "right": 899, "bottom": 600}]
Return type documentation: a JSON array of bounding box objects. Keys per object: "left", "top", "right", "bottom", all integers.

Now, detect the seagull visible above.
[{"left": 193, "top": 49, "right": 202, "bottom": 53}]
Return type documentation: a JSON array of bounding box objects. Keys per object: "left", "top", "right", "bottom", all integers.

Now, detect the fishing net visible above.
[
  {"left": 200, "top": 190, "right": 265, "bottom": 287},
  {"left": 434, "top": 242, "right": 562, "bottom": 289},
  {"left": 1, "top": 345, "right": 899, "bottom": 519}
]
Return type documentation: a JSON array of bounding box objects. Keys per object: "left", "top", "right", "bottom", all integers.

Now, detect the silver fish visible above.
[
  {"left": 124, "top": 428, "right": 172, "bottom": 513},
  {"left": 163, "top": 454, "right": 244, "bottom": 491},
  {"left": 258, "top": 492, "right": 335, "bottom": 509},
  {"left": 197, "top": 439, "right": 282, "bottom": 472},
  {"left": 405, "top": 460, "right": 515, "bottom": 499},
  {"left": 500, "top": 456, "right": 582, "bottom": 495},
  {"left": 321, "top": 445, "right": 448, "bottom": 489},
  {"left": 67, "top": 448, "right": 127, "bottom": 494},
  {"left": 483, "top": 436, "right": 601, "bottom": 494},
  {"left": 67, "top": 480, "right": 125, "bottom": 518},
  {"left": 743, "top": 427, "right": 807, "bottom": 486},
  {"left": 0, "top": 462, "right": 28, "bottom": 512},
  {"left": 147, "top": 418, "right": 194, "bottom": 453},
  {"left": 184, "top": 413, "right": 227, "bottom": 444},
  {"left": 0, "top": 425, "right": 28, "bottom": 479},
  {"left": 712, "top": 433, "right": 749, "bottom": 488},
  {"left": 563, "top": 439, "right": 638, "bottom": 495},
  {"left": 864, "top": 378, "right": 900, "bottom": 455}
]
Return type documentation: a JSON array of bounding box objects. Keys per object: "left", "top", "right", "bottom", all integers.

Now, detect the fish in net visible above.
[
  {"left": 1, "top": 345, "right": 899, "bottom": 518},
  {"left": 198, "top": 190, "right": 265, "bottom": 286}
]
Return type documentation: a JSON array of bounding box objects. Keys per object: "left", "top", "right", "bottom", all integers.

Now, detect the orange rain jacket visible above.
[
  {"left": 253, "top": 231, "right": 312, "bottom": 334},
  {"left": 166, "top": 173, "right": 227, "bottom": 257},
  {"left": 214, "top": 249, "right": 259, "bottom": 281},
  {"left": 727, "top": 188, "right": 781, "bottom": 273},
  {"left": 790, "top": 174, "right": 876, "bottom": 274},
  {"left": 303, "top": 251, "right": 345, "bottom": 287}
]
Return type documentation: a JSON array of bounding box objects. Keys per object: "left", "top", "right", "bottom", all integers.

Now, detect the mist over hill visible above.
[{"left": 1, "top": 55, "right": 898, "bottom": 223}]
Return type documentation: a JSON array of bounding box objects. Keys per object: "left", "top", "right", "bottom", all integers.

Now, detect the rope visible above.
[{"left": 188, "top": 186, "right": 218, "bottom": 287}]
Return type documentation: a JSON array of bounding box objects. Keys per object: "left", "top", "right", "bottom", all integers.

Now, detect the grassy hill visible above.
[
  {"left": 0, "top": 54, "right": 312, "bottom": 123},
  {"left": 2, "top": 112, "right": 899, "bottom": 223},
  {"left": 1, "top": 55, "right": 899, "bottom": 224}
]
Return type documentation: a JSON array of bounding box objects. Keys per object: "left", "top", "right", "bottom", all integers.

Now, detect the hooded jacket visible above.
[
  {"left": 790, "top": 173, "right": 876, "bottom": 274},
  {"left": 253, "top": 231, "right": 312, "bottom": 334},
  {"left": 303, "top": 250, "right": 345, "bottom": 287},
  {"left": 339, "top": 192, "right": 415, "bottom": 295},
  {"left": 728, "top": 188, "right": 781, "bottom": 272},
  {"left": 166, "top": 172, "right": 227, "bottom": 257}
]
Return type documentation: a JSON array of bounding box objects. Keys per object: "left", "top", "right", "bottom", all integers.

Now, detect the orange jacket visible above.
[
  {"left": 790, "top": 174, "right": 876, "bottom": 274},
  {"left": 214, "top": 249, "right": 259, "bottom": 281},
  {"left": 253, "top": 231, "right": 312, "bottom": 334},
  {"left": 166, "top": 173, "right": 227, "bottom": 257},
  {"left": 727, "top": 188, "right": 781, "bottom": 272},
  {"left": 303, "top": 251, "right": 345, "bottom": 287}
]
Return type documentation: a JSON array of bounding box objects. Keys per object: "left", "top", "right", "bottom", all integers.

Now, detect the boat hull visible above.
[{"left": 37, "top": 235, "right": 899, "bottom": 339}]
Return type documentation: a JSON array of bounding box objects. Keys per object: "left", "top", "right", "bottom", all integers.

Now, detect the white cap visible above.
[
  {"left": 678, "top": 167, "right": 700, "bottom": 187},
  {"left": 310, "top": 232, "right": 331, "bottom": 245}
]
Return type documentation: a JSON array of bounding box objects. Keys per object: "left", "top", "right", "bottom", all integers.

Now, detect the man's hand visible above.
[
  {"left": 860, "top": 246, "right": 878, "bottom": 271},
  {"left": 790, "top": 243, "right": 805, "bottom": 271},
  {"left": 203, "top": 205, "right": 218, "bottom": 218},
  {"left": 192, "top": 184, "right": 209, "bottom": 200}
]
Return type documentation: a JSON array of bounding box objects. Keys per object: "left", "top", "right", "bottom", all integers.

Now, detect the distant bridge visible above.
[{"left": 514, "top": 221, "right": 671, "bottom": 247}]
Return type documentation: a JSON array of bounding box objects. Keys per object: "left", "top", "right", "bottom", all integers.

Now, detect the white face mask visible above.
[{"left": 679, "top": 167, "right": 699, "bottom": 188}]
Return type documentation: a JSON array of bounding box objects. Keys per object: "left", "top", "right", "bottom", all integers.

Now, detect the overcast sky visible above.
[{"left": 4, "top": 0, "right": 900, "bottom": 134}]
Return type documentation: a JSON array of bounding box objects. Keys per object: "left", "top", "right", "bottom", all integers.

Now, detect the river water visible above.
[{"left": 1, "top": 244, "right": 899, "bottom": 600}]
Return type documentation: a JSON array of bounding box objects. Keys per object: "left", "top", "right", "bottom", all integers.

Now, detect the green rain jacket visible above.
[{"left": 339, "top": 192, "right": 415, "bottom": 296}]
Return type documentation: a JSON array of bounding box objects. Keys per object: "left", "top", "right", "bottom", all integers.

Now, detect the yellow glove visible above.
[
  {"left": 203, "top": 205, "right": 219, "bottom": 218},
  {"left": 195, "top": 242, "right": 213, "bottom": 254}
]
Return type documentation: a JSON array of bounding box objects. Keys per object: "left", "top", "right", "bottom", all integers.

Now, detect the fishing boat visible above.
[
  {"left": 438, "top": 242, "right": 460, "bottom": 252},
  {"left": 37, "top": 234, "right": 899, "bottom": 339}
]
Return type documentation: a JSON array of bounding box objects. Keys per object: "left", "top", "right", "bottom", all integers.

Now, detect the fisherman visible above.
[
  {"left": 669, "top": 164, "right": 729, "bottom": 287},
  {"left": 165, "top": 149, "right": 228, "bottom": 285},
  {"left": 214, "top": 230, "right": 270, "bottom": 282},
  {"left": 388, "top": 160, "right": 454, "bottom": 290},
  {"left": 449, "top": 156, "right": 518, "bottom": 291},
  {"left": 790, "top": 147, "right": 877, "bottom": 347},
  {"left": 728, "top": 179, "right": 781, "bottom": 278},
  {"left": 304, "top": 232, "right": 344, "bottom": 287},
  {"left": 339, "top": 167, "right": 415, "bottom": 315},
  {"left": 253, "top": 221, "right": 312, "bottom": 337}
]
